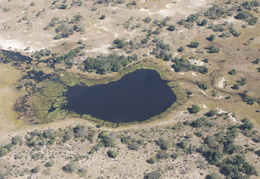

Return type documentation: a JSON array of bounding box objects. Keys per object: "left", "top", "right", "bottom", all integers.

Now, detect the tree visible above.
[
  {"left": 107, "top": 150, "right": 118, "bottom": 158},
  {"left": 206, "top": 172, "right": 222, "bottom": 179},
  {"left": 240, "top": 118, "right": 254, "bottom": 131},
  {"left": 144, "top": 171, "right": 161, "bottom": 179},
  {"left": 232, "top": 84, "right": 240, "bottom": 90},
  {"left": 187, "top": 41, "right": 199, "bottom": 48},
  {"left": 143, "top": 17, "right": 151, "bottom": 23},
  {"left": 228, "top": 69, "right": 237, "bottom": 75},
  {"left": 190, "top": 105, "right": 200, "bottom": 114},
  {"left": 167, "top": 25, "right": 175, "bottom": 31},
  {"left": 207, "top": 34, "right": 216, "bottom": 41},
  {"left": 191, "top": 118, "right": 205, "bottom": 127},
  {"left": 206, "top": 110, "right": 218, "bottom": 117},
  {"left": 156, "top": 138, "right": 170, "bottom": 150},
  {"left": 62, "top": 163, "right": 76, "bottom": 173},
  {"left": 99, "top": 15, "right": 106, "bottom": 20}
]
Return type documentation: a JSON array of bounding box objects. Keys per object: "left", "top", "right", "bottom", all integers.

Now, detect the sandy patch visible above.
[
  {"left": 84, "top": 44, "right": 110, "bottom": 54},
  {"left": 189, "top": 59, "right": 205, "bottom": 66},
  {"left": 217, "top": 77, "right": 225, "bottom": 88}
]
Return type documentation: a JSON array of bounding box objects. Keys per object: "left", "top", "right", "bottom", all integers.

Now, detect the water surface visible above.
[{"left": 63, "top": 69, "right": 176, "bottom": 123}]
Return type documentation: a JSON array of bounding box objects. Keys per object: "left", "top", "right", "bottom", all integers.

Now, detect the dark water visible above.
[
  {"left": 63, "top": 69, "right": 176, "bottom": 123},
  {"left": 1, "top": 50, "right": 33, "bottom": 62}
]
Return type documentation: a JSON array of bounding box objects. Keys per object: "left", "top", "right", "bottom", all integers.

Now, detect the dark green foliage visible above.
[
  {"left": 11, "top": 135, "right": 22, "bottom": 145},
  {"left": 186, "top": 13, "right": 199, "bottom": 23},
  {"left": 191, "top": 118, "right": 206, "bottom": 127},
  {"left": 232, "top": 84, "right": 240, "bottom": 90},
  {"left": 44, "top": 160, "right": 54, "bottom": 167},
  {"left": 240, "top": 118, "right": 254, "bottom": 131},
  {"left": 127, "top": 1, "right": 137, "bottom": 6},
  {"left": 190, "top": 104, "right": 200, "bottom": 114},
  {"left": 73, "top": 125, "right": 87, "bottom": 138},
  {"left": 83, "top": 53, "right": 138, "bottom": 74},
  {"left": 107, "top": 150, "right": 118, "bottom": 158},
  {"left": 63, "top": 131, "right": 73, "bottom": 141},
  {"left": 167, "top": 25, "right": 175, "bottom": 31},
  {"left": 198, "top": 19, "right": 207, "bottom": 26},
  {"left": 58, "top": 4, "right": 67, "bottom": 9},
  {"left": 55, "top": 47, "right": 82, "bottom": 64},
  {"left": 235, "top": 11, "right": 251, "bottom": 19},
  {"left": 143, "top": 17, "right": 151, "bottom": 23},
  {"left": 171, "top": 57, "right": 208, "bottom": 74},
  {"left": 229, "top": 28, "right": 241, "bottom": 37},
  {"left": 31, "top": 166, "right": 40, "bottom": 173},
  {"left": 206, "top": 110, "right": 218, "bottom": 117},
  {"left": 206, "top": 172, "right": 222, "bottom": 179},
  {"left": 204, "top": 4, "right": 227, "bottom": 19},
  {"left": 228, "top": 69, "right": 237, "bottom": 75},
  {"left": 144, "top": 171, "right": 161, "bottom": 179},
  {"left": 127, "top": 142, "right": 140, "bottom": 150},
  {"left": 204, "top": 149, "right": 223, "bottom": 164},
  {"left": 220, "top": 155, "right": 258, "bottom": 177},
  {"left": 196, "top": 82, "right": 208, "bottom": 90},
  {"left": 62, "top": 163, "right": 76, "bottom": 173},
  {"left": 243, "top": 95, "right": 257, "bottom": 105},
  {"left": 248, "top": 17, "right": 258, "bottom": 25},
  {"left": 32, "top": 49, "right": 51, "bottom": 59},
  {"left": 177, "top": 46, "right": 185, "bottom": 52},
  {"left": 252, "top": 58, "right": 259, "bottom": 64},
  {"left": 207, "top": 34, "right": 216, "bottom": 41},
  {"left": 99, "top": 15, "right": 106, "bottom": 20},
  {"left": 205, "top": 45, "right": 219, "bottom": 53},
  {"left": 155, "top": 150, "right": 169, "bottom": 160},
  {"left": 225, "top": 96, "right": 231, "bottom": 99},
  {"left": 146, "top": 157, "right": 157, "bottom": 164},
  {"left": 0, "top": 147, "right": 9, "bottom": 157},
  {"left": 99, "top": 133, "right": 116, "bottom": 147},
  {"left": 156, "top": 138, "right": 170, "bottom": 150},
  {"left": 187, "top": 41, "right": 199, "bottom": 48},
  {"left": 43, "top": 129, "right": 55, "bottom": 139},
  {"left": 237, "top": 78, "right": 247, "bottom": 86}
]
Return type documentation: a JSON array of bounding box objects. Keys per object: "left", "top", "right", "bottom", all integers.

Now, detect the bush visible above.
[
  {"left": 167, "top": 25, "right": 175, "bottom": 31},
  {"left": 156, "top": 138, "right": 170, "bottom": 150},
  {"left": 189, "top": 105, "right": 200, "bottom": 114},
  {"left": 156, "top": 150, "right": 169, "bottom": 160},
  {"left": 107, "top": 150, "right": 118, "bottom": 158},
  {"left": 191, "top": 118, "right": 205, "bottom": 127},
  {"left": 144, "top": 171, "right": 161, "bottom": 179},
  {"left": 146, "top": 157, "right": 157, "bottom": 164},
  {"left": 207, "top": 34, "right": 216, "bottom": 41},
  {"left": 31, "top": 166, "right": 40, "bottom": 173},
  {"left": 205, "top": 45, "right": 219, "bottom": 53},
  {"left": 206, "top": 110, "right": 218, "bottom": 117},
  {"left": 240, "top": 118, "right": 254, "bottom": 131},
  {"left": 44, "top": 160, "right": 54, "bottom": 167},
  {"left": 187, "top": 41, "right": 199, "bottom": 48},
  {"left": 228, "top": 69, "right": 237, "bottom": 75},
  {"left": 62, "top": 163, "right": 76, "bottom": 173}
]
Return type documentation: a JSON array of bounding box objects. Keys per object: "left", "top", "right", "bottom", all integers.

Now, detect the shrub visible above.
[
  {"left": 167, "top": 25, "right": 175, "bottom": 31},
  {"left": 62, "top": 163, "right": 76, "bottom": 173},
  {"left": 240, "top": 118, "right": 254, "bottom": 131},
  {"left": 190, "top": 105, "right": 200, "bottom": 114},
  {"left": 144, "top": 171, "right": 161, "bottom": 179},
  {"left": 107, "top": 150, "right": 118, "bottom": 158},
  {"left": 146, "top": 157, "right": 157, "bottom": 164},
  {"left": 156, "top": 138, "right": 170, "bottom": 150},
  {"left": 44, "top": 160, "right": 54, "bottom": 167},
  {"left": 187, "top": 41, "right": 199, "bottom": 48},
  {"left": 228, "top": 69, "right": 237, "bottom": 75}
]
